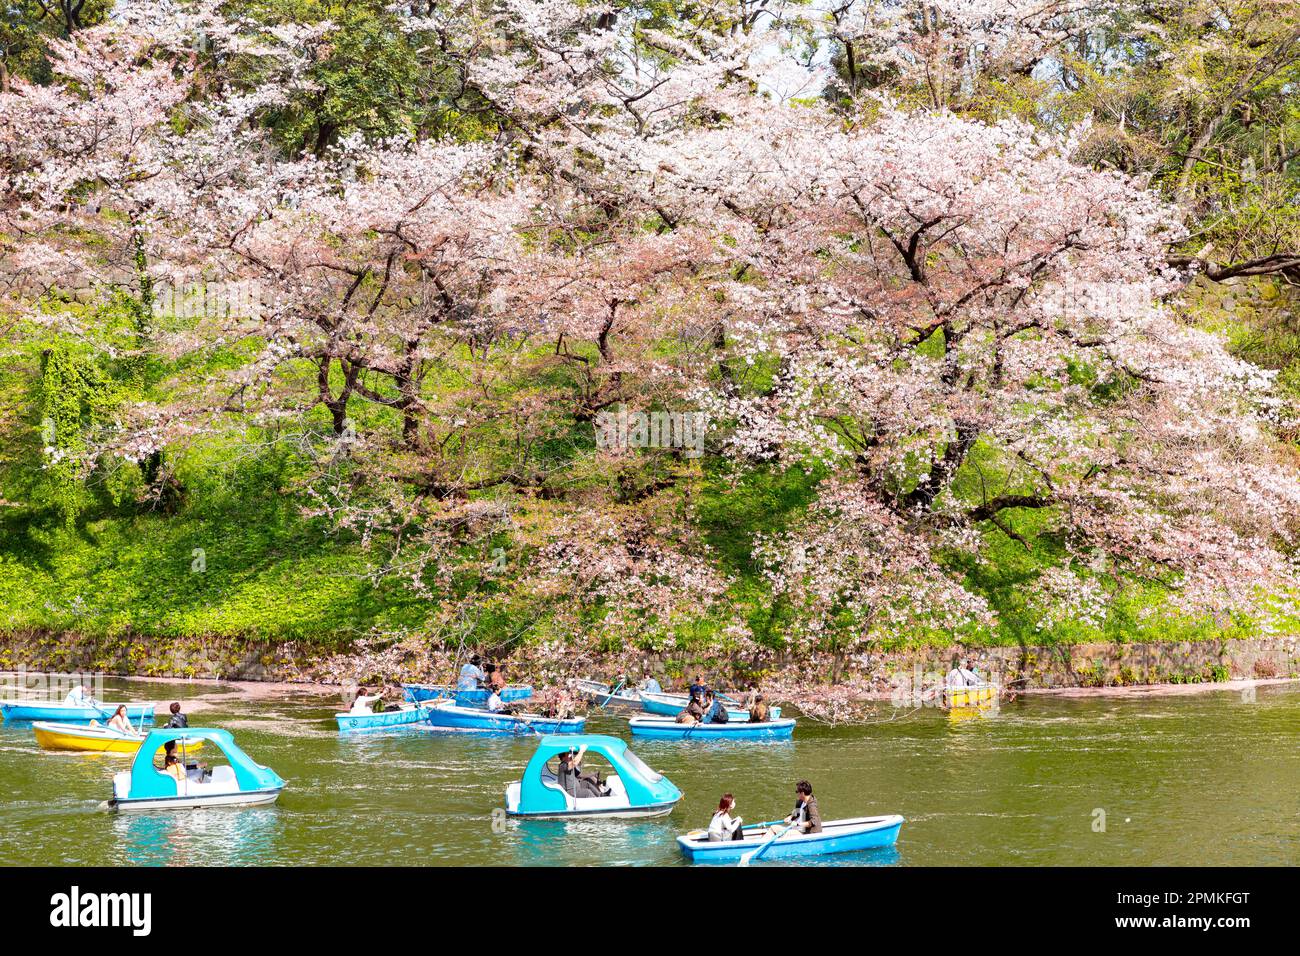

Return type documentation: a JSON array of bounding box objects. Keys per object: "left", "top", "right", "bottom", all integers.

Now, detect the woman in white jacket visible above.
[{"left": 708, "top": 793, "right": 744, "bottom": 842}]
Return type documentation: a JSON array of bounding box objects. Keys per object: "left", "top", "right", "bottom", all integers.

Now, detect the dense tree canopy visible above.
[{"left": 2, "top": 0, "right": 1298, "bottom": 664}]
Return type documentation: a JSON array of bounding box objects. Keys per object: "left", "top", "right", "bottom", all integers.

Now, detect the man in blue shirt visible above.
[{"left": 458, "top": 655, "right": 486, "bottom": 690}]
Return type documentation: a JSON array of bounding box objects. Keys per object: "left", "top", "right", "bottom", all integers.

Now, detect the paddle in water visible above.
[{"left": 739, "top": 821, "right": 795, "bottom": 867}]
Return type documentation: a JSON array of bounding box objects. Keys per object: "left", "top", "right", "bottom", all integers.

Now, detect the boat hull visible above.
[
  {"left": 1, "top": 701, "right": 155, "bottom": 723},
  {"left": 335, "top": 702, "right": 436, "bottom": 732},
  {"left": 108, "top": 788, "right": 283, "bottom": 812},
  {"left": 628, "top": 717, "right": 795, "bottom": 740},
  {"left": 572, "top": 680, "right": 643, "bottom": 709},
  {"left": 424, "top": 702, "right": 584, "bottom": 735},
  {"left": 402, "top": 684, "right": 533, "bottom": 708},
  {"left": 639, "top": 692, "right": 780, "bottom": 721},
  {"left": 32, "top": 722, "right": 200, "bottom": 754},
  {"left": 506, "top": 801, "right": 679, "bottom": 820},
  {"left": 678, "top": 815, "right": 904, "bottom": 863},
  {"left": 943, "top": 684, "right": 997, "bottom": 708}
]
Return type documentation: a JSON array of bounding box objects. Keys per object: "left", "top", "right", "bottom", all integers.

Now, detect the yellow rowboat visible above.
[
  {"left": 942, "top": 683, "right": 998, "bottom": 709},
  {"left": 32, "top": 722, "right": 203, "bottom": 755}
]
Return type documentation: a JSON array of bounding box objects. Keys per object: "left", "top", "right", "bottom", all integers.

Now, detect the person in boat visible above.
[
  {"left": 64, "top": 684, "right": 93, "bottom": 706},
  {"left": 959, "top": 659, "right": 982, "bottom": 685},
  {"left": 638, "top": 674, "right": 662, "bottom": 695},
  {"left": 484, "top": 663, "right": 507, "bottom": 692},
  {"left": 702, "top": 690, "right": 729, "bottom": 725},
  {"left": 945, "top": 656, "right": 969, "bottom": 688},
  {"left": 458, "top": 655, "right": 487, "bottom": 690},
  {"left": 708, "top": 793, "right": 745, "bottom": 842},
  {"left": 556, "top": 746, "right": 609, "bottom": 798},
  {"left": 748, "top": 693, "right": 770, "bottom": 723},
  {"left": 162, "top": 740, "right": 206, "bottom": 777},
  {"left": 675, "top": 694, "right": 705, "bottom": 724},
  {"left": 485, "top": 686, "right": 515, "bottom": 715},
  {"left": 349, "top": 687, "right": 383, "bottom": 715},
  {"left": 163, "top": 753, "right": 186, "bottom": 783},
  {"left": 107, "top": 704, "right": 134, "bottom": 734},
  {"left": 782, "top": 780, "right": 823, "bottom": 835},
  {"left": 688, "top": 675, "right": 707, "bottom": 700},
  {"left": 165, "top": 701, "right": 188, "bottom": 728}
]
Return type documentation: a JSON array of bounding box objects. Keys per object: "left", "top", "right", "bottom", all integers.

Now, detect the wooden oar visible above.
[{"left": 739, "top": 822, "right": 795, "bottom": 867}]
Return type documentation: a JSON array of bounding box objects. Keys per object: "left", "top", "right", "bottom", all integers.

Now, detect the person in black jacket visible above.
[{"left": 165, "top": 702, "right": 187, "bottom": 729}]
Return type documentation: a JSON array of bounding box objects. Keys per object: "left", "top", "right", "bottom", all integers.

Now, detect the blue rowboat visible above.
[
  {"left": 0, "top": 700, "right": 155, "bottom": 723},
  {"left": 677, "top": 815, "right": 904, "bottom": 863},
  {"left": 505, "top": 734, "right": 682, "bottom": 819},
  {"left": 107, "top": 728, "right": 285, "bottom": 811},
  {"left": 627, "top": 716, "right": 795, "bottom": 740},
  {"left": 402, "top": 683, "right": 533, "bottom": 708},
  {"left": 335, "top": 701, "right": 439, "bottom": 732},
  {"left": 639, "top": 691, "right": 781, "bottom": 721},
  {"left": 424, "top": 701, "right": 584, "bottom": 735}
]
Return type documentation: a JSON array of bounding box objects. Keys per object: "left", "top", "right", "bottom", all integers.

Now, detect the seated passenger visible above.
[
  {"left": 638, "top": 675, "right": 662, "bottom": 695},
  {"left": 675, "top": 694, "right": 704, "bottom": 724},
  {"left": 945, "top": 657, "right": 968, "bottom": 688},
  {"left": 708, "top": 793, "right": 745, "bottom": 842},
  {"left": 64, "top": 684, "right": 91, "bottom": 706},
  {"left": 748, "top": 693, "right": 770, "bottom": 723},
  {"left": 702, "top": 691, "right": 729, "bottom": 725},
  {"left": 556, "top": 747, "right": 609, "bottom": 798},
  {"left": 163, "top": 754, "right": 186, "bottom": 783},
  {"left": 107, "top": 704, "right": 133, "bottom": 734}
]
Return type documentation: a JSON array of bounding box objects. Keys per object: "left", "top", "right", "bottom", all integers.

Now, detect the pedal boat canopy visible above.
[
  {"left": 109, "top": 728, "right": 284, "bottom": 810},
  {"left": 506, "top": 734, "right": 682, "bottom": 818}
]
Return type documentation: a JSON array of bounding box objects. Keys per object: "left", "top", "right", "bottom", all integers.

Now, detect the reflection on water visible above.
[
  {"left": 115, "top": 808, "right": 283, "bottom": 866},
  {"left": 0, "top": 676, "right": 1296, "bottom": 866}
]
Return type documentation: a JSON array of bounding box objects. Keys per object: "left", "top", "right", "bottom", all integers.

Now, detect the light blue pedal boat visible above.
[
  {"left": 402, "top": 683, "right": 533, "bottom": 708},
  {"left": 628, "top": 716, "right": 795, "bottom": 740},
  {"left": 0, "top": 699, "right": 155, "bottom": 723},
  {"left": 424, "top": 701, "right": 584, "bottom": 735},
  {"left": 677, "top": 815, "right": 904, "bottom": 863},
  {"left": 107, "top": 728, "right": 285, "bottom": 812},
  {"left": 639, "top": 691, "right": 781, "bottom": 721},
  {"left": 335, "top": 700, "right": 440, "bottom": 732},
  {"left": 505, "top": 735, "right": 682, "bottom": 819}
]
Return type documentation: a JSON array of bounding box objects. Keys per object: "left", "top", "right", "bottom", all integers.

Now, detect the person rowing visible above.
[
  {"left": 107, "top": 704, "right": 133, "bottom": 735},
  {"left": 486, "top": 686, "right": 515, "bottom": 715},
  {"left": 945, "top": 656, "right": 970, "bottom": 688},
  {"left": 708, "top": 793, "right": 745, "bottom": 842},
  {"left": 779, "top": 780, "right": 823, "bottom": 835}
]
